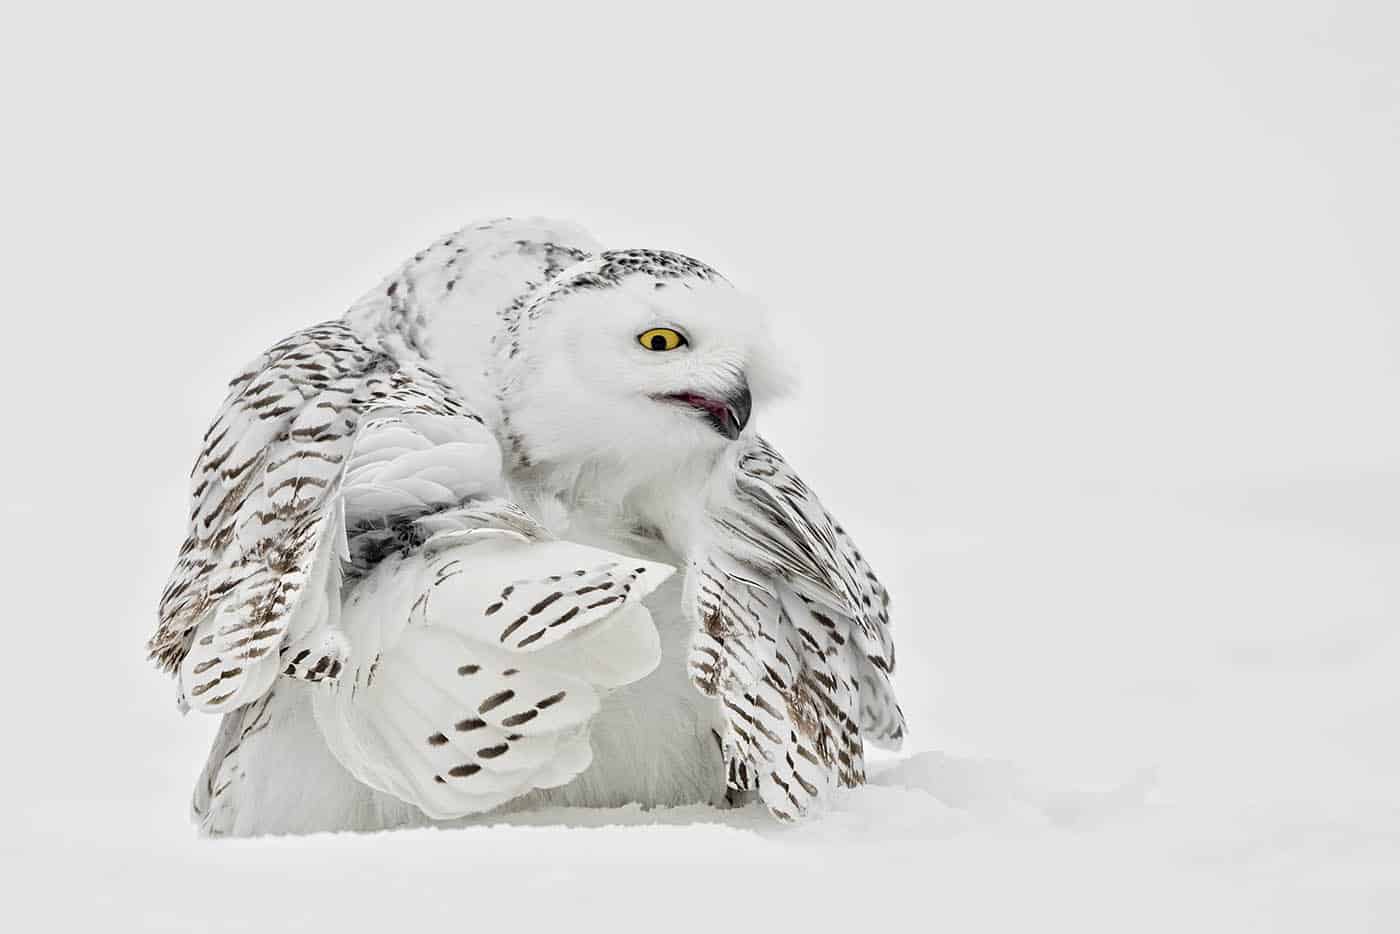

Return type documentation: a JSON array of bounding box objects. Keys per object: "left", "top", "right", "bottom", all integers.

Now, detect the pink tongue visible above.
[{"left": 676, "top": 393, "right": 727, "bottom": 419}]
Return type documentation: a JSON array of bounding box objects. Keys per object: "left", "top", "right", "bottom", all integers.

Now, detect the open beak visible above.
[{"left": 660, "top": 382, "right": 752, "bottom": 440}]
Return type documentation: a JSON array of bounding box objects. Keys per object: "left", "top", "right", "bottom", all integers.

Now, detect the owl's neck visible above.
[{"left": 505, "top": 444, "right": 730, "bottom": 561}]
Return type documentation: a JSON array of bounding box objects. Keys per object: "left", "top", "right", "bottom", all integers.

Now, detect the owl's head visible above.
[{"left": 499, "top": 250, "right": 790, "bottom": 480}]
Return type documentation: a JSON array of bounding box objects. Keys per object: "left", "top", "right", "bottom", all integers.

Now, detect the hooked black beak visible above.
[{"left": 711, "top": 382, "right": 752, "bottom": 440}]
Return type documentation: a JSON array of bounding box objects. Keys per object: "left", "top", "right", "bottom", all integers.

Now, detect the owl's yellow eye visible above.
[{"left": 638, "top": 327, "right": 687, "bottom": 352}]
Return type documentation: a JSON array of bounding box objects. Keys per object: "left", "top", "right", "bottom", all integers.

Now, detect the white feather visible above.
[{"left": 309, "top": 533, "right": 674, "bottom": 819}]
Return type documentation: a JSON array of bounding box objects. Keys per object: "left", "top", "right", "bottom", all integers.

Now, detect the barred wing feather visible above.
[
  {"left": 149, "top": 321, "right": 482, "bottom": 711},
  {"left": 314, "top": 531, "right": 674, "bottom": 819},
  {"left": 692, "top": 436, "right": 904, "bottom": 820}
]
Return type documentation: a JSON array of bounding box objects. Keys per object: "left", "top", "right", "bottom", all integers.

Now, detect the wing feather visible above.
[
  {"left": 148, "top": 321, "right": 480, "bottom": 712},
  {"left": 693, "top": 435, "right": 904, "bottom": 820},
  {"left": 311, "top": 530, "right": 675, "bottom": 819}
]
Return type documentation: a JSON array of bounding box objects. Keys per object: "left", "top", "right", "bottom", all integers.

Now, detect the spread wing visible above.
[
  {"left": 152, "top": 315, "right": 675, "bottom": 821},
  {"left": 152, "top": 216, "right": 607, "bottom": 705},
  {"left": 148, "top": 320, "right": 483, "bottom": 708},
  {"left": 690, "top": 436, "right": 904, "bottom": 820},
  {"left": 152, "top": 219, "right": 690, "bottom": 823}
]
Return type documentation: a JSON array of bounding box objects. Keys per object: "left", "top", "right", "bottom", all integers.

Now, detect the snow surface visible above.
[{"left": 3, "top": 2, "right": 1397, "bottom": 931}]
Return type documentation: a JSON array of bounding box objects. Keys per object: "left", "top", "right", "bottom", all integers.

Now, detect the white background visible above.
[{"left": 2, "top": 1, "right": 1396, "bottom": 930}]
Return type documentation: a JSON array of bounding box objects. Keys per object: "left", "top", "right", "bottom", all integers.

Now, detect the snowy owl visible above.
[{"left": 148, "top": 218, "right": 904, "bottom": 835}]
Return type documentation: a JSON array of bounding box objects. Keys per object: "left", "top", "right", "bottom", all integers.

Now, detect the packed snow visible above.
[{"left": 3, "top": 2, "right": 1396, "bottom": 931}]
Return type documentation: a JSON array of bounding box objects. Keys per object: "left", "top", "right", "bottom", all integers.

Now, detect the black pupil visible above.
[{"left": 650, "top": 334, "right": 668, "bottom": 350}]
